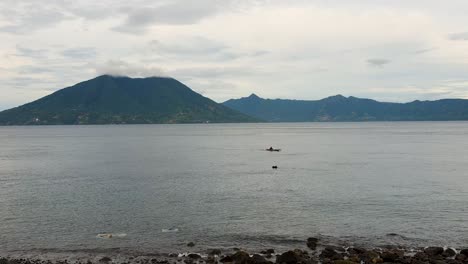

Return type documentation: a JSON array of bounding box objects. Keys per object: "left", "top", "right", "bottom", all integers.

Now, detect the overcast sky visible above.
[{"left": 1, "top": 0, "right": 468, "bottom": 110}]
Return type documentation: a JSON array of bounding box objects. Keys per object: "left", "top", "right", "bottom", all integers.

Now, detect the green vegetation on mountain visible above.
[
  {"left": 0, "top": 75, "right": 257, "bottom": 125},
  {"left": 223, "top": 94, "right": 468, "bottom": 122}
]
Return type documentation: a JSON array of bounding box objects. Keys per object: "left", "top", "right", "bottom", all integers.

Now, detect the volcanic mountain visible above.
[{"left": 0, "top": 75, "right": 257, "bottom": 125}]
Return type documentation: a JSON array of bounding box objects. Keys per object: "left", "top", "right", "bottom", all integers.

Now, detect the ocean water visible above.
[{"left": 1, "top": 122, "right": 468, "bottom": 256}]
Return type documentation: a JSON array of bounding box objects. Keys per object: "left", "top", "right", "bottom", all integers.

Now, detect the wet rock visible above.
[
  {"left": 220, "top": 255, "right": 234, "bottom": 263},
  {"left": 320, "top": 247, "right": 343, "bottom": 261},
  {"left": 188, "top": 254, "right": 201, "bottom": 259},
  {"left": 424, "top": 247, "right": 444, "bottom": 256},
  {"left": 353, "top": 249, "right": 379, "bottom": 263},
  {"left": 168, "top": 253, "right": 178, "bottom": 258},
  {"left": 230, "top": 251, "right": 251, "bottom": 264},
  {"left": 413, "top": 251, "right": 429, "bottom": 261},
  {"left": 206, "top": 255, "right": 217, "bottom": 264},
  {"left": 443, "top": 248, "right": 457, "bottom": 258},
  {"left": 347, "top": 247, "right": 366, "bottom": 256},
  {"left": 333, "top": 261, "right": 358, "bottom": 264},
  {"left": 323, "top": 245, "right": 346, "bottom": 253},
  {"left": 445, "top": 260, "right": 463, "bottom": 264},
  {"left": 187, "top": 242, "right": 196, "bottom": 247},
  {"left": 276, "top": 250, "right": 313, "bottom": 264},
  {"left": 460, "top": 249, "right": 468, "bottom": 256},
  {"left": 346, "top": 256, "right": 361, "bottom": 263},
  {"left": 307, "top": 238, "right": 319, "bottom": 250},
  {"left": 251, "top": 254, "right": 271, "bottom": 264},
  {"left": 0, "top": 258, "right": 8, "bottom": 264},
  {"left": 184, "top": 259, "right": 194, "bottom": 264},
  {"left": 455, "top": 254, "right": 467, "bottom": 262},
  {"left": 99, "top": 257, "right": 112, "bottom": 263},
  {"left": 380, "top": 250, "right": 404, "bottom": 262}
]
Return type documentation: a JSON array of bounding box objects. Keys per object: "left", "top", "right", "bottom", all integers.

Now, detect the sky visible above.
[{"left": 1, "top": 0, "right": 468, "bottom": 110}]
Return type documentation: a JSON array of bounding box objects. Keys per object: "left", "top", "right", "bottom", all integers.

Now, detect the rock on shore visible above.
[{"left": 1, "top": 238, "right": 468, "bottom": 264}]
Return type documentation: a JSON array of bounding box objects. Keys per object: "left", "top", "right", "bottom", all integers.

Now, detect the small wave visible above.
[{"left": 96, "top": 233, "right": 127, "bottom": 239}]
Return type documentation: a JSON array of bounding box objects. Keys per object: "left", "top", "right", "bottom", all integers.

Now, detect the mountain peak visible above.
[{"left": 247, "top": 93, "right": 261, "bottom": 99}]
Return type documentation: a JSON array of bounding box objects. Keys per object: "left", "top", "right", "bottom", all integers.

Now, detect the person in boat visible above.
[{"left": 268, "top": 146, "right": 273, "bottom": 151}]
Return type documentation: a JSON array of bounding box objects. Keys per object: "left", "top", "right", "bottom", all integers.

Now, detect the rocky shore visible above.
[{"left": 2, "top": 238, "right": 468, "bottom": 264}]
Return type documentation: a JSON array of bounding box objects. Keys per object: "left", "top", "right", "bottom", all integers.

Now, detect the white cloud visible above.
[{"left": 95, "top": 59, "right": 166, "bottom": 78}]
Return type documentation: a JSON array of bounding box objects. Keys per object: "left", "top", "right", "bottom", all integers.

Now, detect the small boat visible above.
[{"left": 266, "top": 148, "right": 281, "bottom": 152}]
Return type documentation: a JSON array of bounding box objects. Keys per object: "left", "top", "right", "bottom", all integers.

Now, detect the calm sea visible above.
[{"left": 1, "top": 122, "right": 468, "bottom": 256}]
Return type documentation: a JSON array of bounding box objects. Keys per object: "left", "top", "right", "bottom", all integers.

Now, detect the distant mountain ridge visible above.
[
  {"left": 223, "top": 94, "right": 468, "bottom": 122},
  {"left": 0, "top": 75, "right": 257, "bottom": 125}
]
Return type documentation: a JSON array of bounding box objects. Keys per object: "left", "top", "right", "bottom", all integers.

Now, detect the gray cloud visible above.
[
  {"left": 412, "top": 47, "right": 438, "bottom": 54},
  {"left": 95, "top": 59, "right": 166, "bottom": 77},
  {"left": 112, "top": 0, "right": 242, "bottom": 34},
  {"left": 15, "top": 46, "right": 49, "bottom": 59},
  {"left": 146, "top": 37, "right": 245, "bottom": 61},
  {"left": 1, "top": 76, "right": 55, "bottom": 88},
  {"left": 61, "top": 47, "right": 97, "bottom": 59},
  {"left": 18, "top": 66, "right": 54, "bottom": 74},
  {"left": 448, "top": 31, "right": 468, "bottom": 40},
  {"left": 0, "top": 3, "right": 69, "bottom": 34},
  {"left": 168, "top": 66, "right": 260, "bottom": 79},
  {"left": 145, "top": 37, "right": 270, "bottom": 62},
  {"left": 149, "top": 37, "right": 226, "bottom": 55},
  {"left": 367, "top": 58, "right": 391, "bottom": 67}
]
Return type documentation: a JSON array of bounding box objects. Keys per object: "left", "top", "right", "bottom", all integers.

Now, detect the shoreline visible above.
[{"left": 2, "top": 238, "right": 468, "bottom": 264}]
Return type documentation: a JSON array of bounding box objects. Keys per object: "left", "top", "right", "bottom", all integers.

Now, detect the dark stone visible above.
[
  {"left": 276, "top": 251, "right": 296, "bottom": 264},
  {"left": 188, "top": 254, "right": 201, "bottom": 259},
  {"left": 184, "top": 259, "right": 194, "bottom": 264},
  {"left": 0, "top": 258, "right": 8, "bottom": 264},
  {"left": 307, "top": 237, "right": 319, "bottom": 250},
  {"left": 251, "top": 254, "right": 271, "bottom": 264},
  {"left": 220, "top": 256, "right": 234, "bottom": 263},
  {"left": 206, "top": 255, "right": 217, "bottom": 264},
  {"left": 187, "top": 242, "right": 196, "bottom": 247},
  {"left": 357, "top": 250, "right": 380, "bottom": 263},
  {"left": 231, "top": 251, "right": 251, "bottom": 264},
  {"left": 424, "top": 247, "right": 444, "bottom": 256},
  {"left": 320, "top": 247, "right": 343, "bottom": 260},
  {"left": 333, "top": 261, "right": 358, "bottom": 264},
  {"left": 99, "top": 257, "right": 111, "bottom": 263},
  {"left": 445, "top": 260, "right": 463, "bottom": 264},
  {"left": 442, "top": 248, "right": 456, "bottom": 258},
  {"left": 413, "top": 251, "right": 429, "bottom": 261},
  {"left": 168, "top": 253, "right": 178, "bottom": 258},
  {"left": 455, "top": 254, "right": 467, "bottom": 261},
  {"left": 380, "top": 251, "right": 400, "bottom": 262},
  {"left": 460, "top": 249, "right": 468, "bottom": 256},
  {"left": 276, "top": 250, "right": 311, "bottom": 264},
  {"left": 347, "top": 247, "right": 366, "bottom": 255}
]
